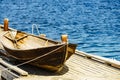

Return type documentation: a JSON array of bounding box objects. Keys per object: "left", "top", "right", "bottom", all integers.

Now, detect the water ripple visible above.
[{"left": 0, "top": 0, "right": 120, "bottom": 61}]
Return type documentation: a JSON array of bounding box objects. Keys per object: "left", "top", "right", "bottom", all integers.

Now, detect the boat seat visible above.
[{"left": 4, "top": 31, "right": 28, "bottom": 42}]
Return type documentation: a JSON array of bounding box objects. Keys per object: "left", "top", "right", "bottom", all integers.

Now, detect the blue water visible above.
[{"left": 0, "top": 0, "right": 120, "bottom": 60}]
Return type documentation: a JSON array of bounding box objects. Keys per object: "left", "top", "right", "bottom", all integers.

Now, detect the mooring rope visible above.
[
  {"left": 0, "top": 28, "right": 67, "bottom": 76},
  {"left": 0, "top": 44, "right": 66, "bottom": 77},
  {"left": 16, "top": 44, "right": 65, "bottom": 67}
]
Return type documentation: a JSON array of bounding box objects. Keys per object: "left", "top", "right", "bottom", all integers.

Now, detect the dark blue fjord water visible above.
[{"left": 0, "top": 0, "right": 120, "bottom": 60}]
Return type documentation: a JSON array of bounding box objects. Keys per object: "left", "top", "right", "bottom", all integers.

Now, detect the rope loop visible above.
[{"left": 32, "top": 24, "right": 40, "bottom": 35}]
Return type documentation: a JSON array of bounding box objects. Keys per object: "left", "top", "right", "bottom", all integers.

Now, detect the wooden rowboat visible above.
[{"left": 0, "top": 30, "right": 77, "bottom": 72}]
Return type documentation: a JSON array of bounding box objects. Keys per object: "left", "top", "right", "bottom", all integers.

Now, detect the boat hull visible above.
[
  {"left": 1, "top": 29, "right": 77, "bottom": 72},
  {"left": 3, "top": 43, "right": 77, "bottom": 72}
]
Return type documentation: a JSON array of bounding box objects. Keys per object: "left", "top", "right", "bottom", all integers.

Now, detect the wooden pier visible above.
[
  {"left": 0, "top": 25, "right": 120, "bottom": 80},
  {"left": 0, "top": 50, "right": 120, "bottom": 80}
]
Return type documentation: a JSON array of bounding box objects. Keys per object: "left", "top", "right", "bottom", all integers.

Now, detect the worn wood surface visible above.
[
  {"left": 0, "top": 58, "right": 28, "bottom": 76},
  {"left": 12, "top": 51, "right": 120, "bottom": 80},
  {"left": 0, "top": 55, "right": 120, "bottom": 80}
]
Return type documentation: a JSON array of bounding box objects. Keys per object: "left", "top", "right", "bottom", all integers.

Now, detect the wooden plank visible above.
[
  {"left": 14, "top": 52, "right": 120, "bottom": 80},
  {"left": 69, "top": 54, "right": 120, "bottom": 74},
  {"left": 76, "top": 50, "right": 120, "bottom": 69},
  {"left": 1, "top": 69, "right": 19, "bottom": 80},
  {"left": 0, "top": 65, "right": 19, "bottom": 80},
  {"left": 0, "top": 58, "right": 28, "bottom": 76}
]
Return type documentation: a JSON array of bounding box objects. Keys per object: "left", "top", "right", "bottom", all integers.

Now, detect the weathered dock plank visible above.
[
  {"left": 11, "top": 51, "right": 120, "bottom": 80},
  {"left": 0, "top": 58, "right": 28, "bottom": 80},
  {"left": 1, "top": 50, "right": 119, "bottom": 80}
]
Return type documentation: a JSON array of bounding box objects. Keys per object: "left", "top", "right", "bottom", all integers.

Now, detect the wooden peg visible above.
[
  {"left": 4, "top": 18, "right": 9, "bottom": 31},
  {"left": 61, "top": 34, "right": 68, "bottom": 43}
]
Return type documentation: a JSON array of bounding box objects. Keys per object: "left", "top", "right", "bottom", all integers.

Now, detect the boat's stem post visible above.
[
  {"left": 4, "top": 18, "right": 9, "bottom": 31},
  {"left": 61, "top": 34, "right": 68, "bottom": 62},
  {"left": 61, "top": 34, "right": 68, "bottom": 43}
]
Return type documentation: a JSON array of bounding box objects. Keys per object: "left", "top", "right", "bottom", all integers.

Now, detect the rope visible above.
[
  {"left": 0, "top": 31, "right": 9, "bottom": 49},
  {"left": 44, "top": 40, "right": 48, "bottom": 46},
  {"left": 32, "top": 24, "right": 40, "bottom": 35},
  {"left": 9, "top": 31, "right": 18, "bottom": 48},
  {"left": 16, "top": 44, "right": 66, "bottom": 67},
  {"left": 0, "top": 30, "right": 66, "bottom": 76},
  {"left": 0, "top": 44, "right": 66, "bottom": 77}
]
